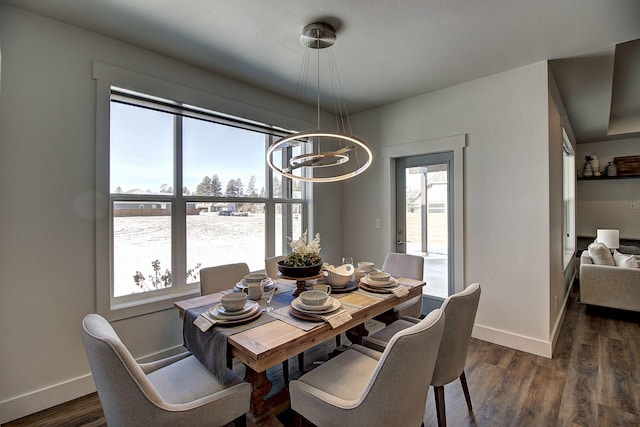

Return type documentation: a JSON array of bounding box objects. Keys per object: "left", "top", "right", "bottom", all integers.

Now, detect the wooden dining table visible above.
[{"left": 175, "top": 277, "right": 425, "bottom": 426}]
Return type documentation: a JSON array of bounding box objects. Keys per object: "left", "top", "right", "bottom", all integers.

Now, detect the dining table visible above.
[{"left": 175, "top": 277, "right": 425, "bottom": 426}]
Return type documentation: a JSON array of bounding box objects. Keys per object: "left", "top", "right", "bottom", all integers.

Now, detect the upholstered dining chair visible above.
[
  {"left": 362, "top": 282, "right": 481, "bottom": 427},
  {"left": 81, "top": 313, "right": 251, "bottom": 427},
  {"left": 289, "top": 308, "right": 445, "bottom": 427},
  {"left": 200, "top": 262, "right": 250, "bottom": 295},
  {"left": 264, "top": 255, "right": 286, "bottom": 280},
  {"left": 381, "top": 252, "right": 425, "bottom": 318}
]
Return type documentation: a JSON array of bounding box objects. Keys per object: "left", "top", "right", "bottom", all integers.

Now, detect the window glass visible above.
[
  {"left": 187, "top": 202, "right": 265, "bottom": 281},
  {"left": 110, "top": 103, "right": 174, "bottom": 195},
  {"left": 113, "top": 201, "right": 172, "bottom": 297},
  {"left": 183, "top": 118, "right": 266, "bottom": 197},
  {"left": 275, "top": 203, "right": 303, "bottom": 256}
]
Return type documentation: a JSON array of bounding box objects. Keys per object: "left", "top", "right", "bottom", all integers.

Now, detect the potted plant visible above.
[{"left": 277, "top": 231, "right": 323, "bottom": 278}]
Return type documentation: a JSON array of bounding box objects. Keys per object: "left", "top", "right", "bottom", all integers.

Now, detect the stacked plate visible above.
[
  {"left": 289, "top": 296, "right": 342, "bottom": 321},
  {"left": 234, "top": 277, "right": 278, "bottom": 293},
  {"left": 359, "top": 274, "right": 400, "bottom": 293},
  {"left": 208, "top": 300, "right": 262, "bottom": 325}
]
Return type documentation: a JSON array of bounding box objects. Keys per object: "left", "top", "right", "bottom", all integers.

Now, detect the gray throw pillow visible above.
[{"left": 588, "top": 242, "right": 615, "bottom": 266}]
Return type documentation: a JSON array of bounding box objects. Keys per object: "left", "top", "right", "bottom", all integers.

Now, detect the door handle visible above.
[{"left": 396, "top": 240, "right": 406, "bottom": 245}]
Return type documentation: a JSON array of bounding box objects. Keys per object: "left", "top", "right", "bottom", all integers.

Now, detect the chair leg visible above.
[
  {"left": 282, "top": 359, "right": 289, "bottom": 383},
  {"left": 294, "top": 412, "right": 311, "bottom": 427},
  {"left": 459, "top": 371, "right": 473, "bottom": 411},
  {"left": 233, "top": 414, "right": 246, "bottom": 427},
  {"left": 335, "top": 333, "right": 341, "bottom": 347},
  {"left": 434, "top": 385, "right": 446, "bottom": 427}
]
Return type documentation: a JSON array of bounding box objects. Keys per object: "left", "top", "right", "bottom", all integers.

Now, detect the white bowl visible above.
[
  {"left": 357, "top": 261, "right": 374, "bottom": 272},
  {"left": 221, "top": 292, "right": 248, "bottom": 311},
  {"left": 325, "top": 264, "right": 353, "bottom": 286},
  {"left": 367, "top": 271, "right": 391, "bottom": 282},
  {"left": 244, "top": 273, "right": 267, "bottom": 283},
  {"left": 299, "top": 290, "right": 330, "bottom": 306}
]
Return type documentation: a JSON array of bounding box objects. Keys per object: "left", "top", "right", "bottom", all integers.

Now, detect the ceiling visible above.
[{"left": 3, "top": 0, "right": 640, "bottom": 143}]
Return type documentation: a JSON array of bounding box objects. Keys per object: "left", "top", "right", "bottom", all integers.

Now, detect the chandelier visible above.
[{"left": 267, "top": 22, "right": 373, "bottom": 183}]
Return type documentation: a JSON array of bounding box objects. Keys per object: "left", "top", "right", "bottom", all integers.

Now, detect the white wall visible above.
[
  {"left": 343, "top": 61, "right": 559, "bottom": 356},
  {"left": 0, "top": 5, "right": 343, "bottom": 422},
  {"left": 576, "top": 137, "right": 640, "bottom": 239}
]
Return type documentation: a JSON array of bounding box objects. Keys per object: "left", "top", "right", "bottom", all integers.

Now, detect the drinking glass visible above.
[
  {"left": 341, "top": 257, "right": 354, "bottom": 280},
  {"left": 261, "top": 278, "right": 276, "bottom": 312}
]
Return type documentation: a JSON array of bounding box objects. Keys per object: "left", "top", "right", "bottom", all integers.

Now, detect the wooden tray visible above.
[{"left": 614, "top": 155, "right": 640, "bottom": 176}]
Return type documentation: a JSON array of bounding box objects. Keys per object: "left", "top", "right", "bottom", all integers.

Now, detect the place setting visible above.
[
  {"left": 234, "top": 272, "right": 278, "bottom": 293},
  {"left": 358, "top": 271, "right": 409, "bottom": 297},
  {"left": 288, "top": 286, "right": 352, "bottom": 328}
]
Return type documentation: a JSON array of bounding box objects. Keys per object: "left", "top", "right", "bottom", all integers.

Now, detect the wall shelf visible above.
[{"left": 577, "top": 175, "right": 640, "bottom": 181}]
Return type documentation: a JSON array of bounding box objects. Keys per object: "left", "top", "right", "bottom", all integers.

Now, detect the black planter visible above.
[{"left": 277, "top": 261, "right": 322, "bottom": 278}]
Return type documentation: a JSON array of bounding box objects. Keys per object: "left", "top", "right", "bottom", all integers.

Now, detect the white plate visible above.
[
  {"left": 215, "top": 300, "right": 255, "bottom": 316},
  {"left": 360, "top": 276, "right": 398, "bottom": 288},
  {"left": 292, "top": 297, "right": 342, "bottom": 314},
  {"left": 295, "top": 296, "right": 335, "bottom": 311},
  {"left": 209, "top": 301, "right": 260, "bottom": 320}
]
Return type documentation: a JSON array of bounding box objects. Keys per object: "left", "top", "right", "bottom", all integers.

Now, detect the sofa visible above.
[{"left": 580, "top": 243, "right": 640, "bottom": 312}]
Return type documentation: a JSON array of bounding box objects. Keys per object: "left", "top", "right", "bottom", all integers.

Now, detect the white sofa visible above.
[{"left": 580, "top": 249, "right": 640, "bottom": 312}]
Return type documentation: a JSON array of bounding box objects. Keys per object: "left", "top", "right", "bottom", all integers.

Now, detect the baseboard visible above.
[
  {"left": 0, "top": 374, "right": 96, "bottom": 424},
  {"left": 472, "top": 323, "right": 553, "bottom": 358},
  {"left": 0, "top": 345, "right": 186, "bottom": 424}
]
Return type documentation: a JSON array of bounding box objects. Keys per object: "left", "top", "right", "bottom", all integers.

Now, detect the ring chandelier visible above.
[{"left": 267, "top": 22, "right": 373, "bottom": 183}]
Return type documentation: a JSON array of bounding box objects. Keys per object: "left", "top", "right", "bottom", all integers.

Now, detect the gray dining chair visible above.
[
  {"left": 289, "top": 308, "right": 445, "bottom": 427},
  {"left": 381, "top": 252, "right": 425, "bottom": 318},
  {"left": 362, "top": 282, "right": 481, "bottom": 427},
  {"left": 200, "top": 262, "right": 250, "bottom": 295},
  {"left": 81, "top": 313, "right": 251, "bottom": 427},
  {"left": 265, "top": 255, "right": 286, "bottom": 280}
]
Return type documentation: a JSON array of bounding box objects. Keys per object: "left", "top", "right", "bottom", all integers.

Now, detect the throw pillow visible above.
[
  {"left": 613, "top": 250, "right": 639, "bottom": 268},
  {"left": 588, "top": 242, "right": 615, "bottom": 266}
]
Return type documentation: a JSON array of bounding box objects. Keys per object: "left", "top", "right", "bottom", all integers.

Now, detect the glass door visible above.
[{"left": 396, "top": 152, "right": 454, "bottom": 308}]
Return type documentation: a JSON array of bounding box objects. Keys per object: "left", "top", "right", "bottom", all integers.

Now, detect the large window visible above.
[{"left": 99, "top": 85, "right": 305, "bottom": 318}]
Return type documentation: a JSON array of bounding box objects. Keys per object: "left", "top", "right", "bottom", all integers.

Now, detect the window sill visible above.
[{"left": 100, "top": 288, "right": 201, "bottom": 322}]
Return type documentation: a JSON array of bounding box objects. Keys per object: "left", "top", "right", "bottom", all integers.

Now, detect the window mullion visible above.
[{"left": 174, "top": 114, "right": 186, "bottom": 289}]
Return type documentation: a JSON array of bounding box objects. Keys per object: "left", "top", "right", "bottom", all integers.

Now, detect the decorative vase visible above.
[
  {"left": 583, "top": 161, "right": 593, "bottom": 177},
  {"left": 277, "top": 261, "right": 323, "bottom": 278},
  {"left": 606, "top": 162, "right": 617, "bottom": 177}
]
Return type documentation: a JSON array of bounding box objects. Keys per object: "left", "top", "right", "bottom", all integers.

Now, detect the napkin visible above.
[
  {"left": 391, "top": 286, "right": 409, "bottom": 298},
  {"left": 319, "top": 310, "right": 352, "bottom": 328},
  {"left": 193, "top": 312, "right": 217, "bottom": 331}
]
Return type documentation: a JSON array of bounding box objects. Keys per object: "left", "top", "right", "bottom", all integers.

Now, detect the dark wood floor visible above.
[{"left": 4, "top": 287, "right": 639, "bottom": 427}]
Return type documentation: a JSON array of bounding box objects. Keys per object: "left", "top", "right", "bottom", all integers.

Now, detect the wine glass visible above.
[
  {"left": 341, "top": 257, "right": 354, "bottom": 280},
  {"left": 261, "top": 278, "right": 276, "bottom": 312}
]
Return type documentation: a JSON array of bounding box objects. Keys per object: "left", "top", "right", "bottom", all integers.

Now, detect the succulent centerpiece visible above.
[{"left": 277, "top": 231, "right": 323, "bottom": 278}]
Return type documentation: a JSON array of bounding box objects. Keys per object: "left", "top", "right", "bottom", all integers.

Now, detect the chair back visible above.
[
  {"left": 431, "top": 282, "right": 481, "bottom": 386},
  {"left": 358, "top": 309, "right": 445, "bottom": 425},
  {"left": 382, "top": 252, "right": 424, "bottom": 280},
  {"left": 81, "top": 314, "right": 166, "bottom": 426},
  {"left": 200, "top": 262, "right": 249, "bottom": 295},
  {"left": 265, "top": 255, "right": 286, "bottom": 279},
  {"left": 382, "top": 252, "right": 424, "bottom": 317}
]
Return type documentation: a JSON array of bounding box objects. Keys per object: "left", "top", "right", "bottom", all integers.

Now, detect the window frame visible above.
[{"left": 94, "top": 62, "right": 307, "bottom": 321}]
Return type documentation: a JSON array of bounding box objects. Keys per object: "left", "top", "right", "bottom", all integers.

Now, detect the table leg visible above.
[
  {"left": 345, "top": 323, "right": 369, "bottom": 345},
  {"left": 244, "top": 367, "right": 272, "bottom": 416}
]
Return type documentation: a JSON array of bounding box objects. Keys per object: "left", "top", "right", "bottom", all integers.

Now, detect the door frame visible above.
[
  {"left": 381, "top": 134, "right": 467, "bottom": 295},
  {"left": 395, "top": 152, "right": 455, "bottom": 302}
]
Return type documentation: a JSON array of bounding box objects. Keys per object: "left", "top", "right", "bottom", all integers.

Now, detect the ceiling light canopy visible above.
[{"left": 267, "top": 22, "right": 372, "bottom": 183}]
